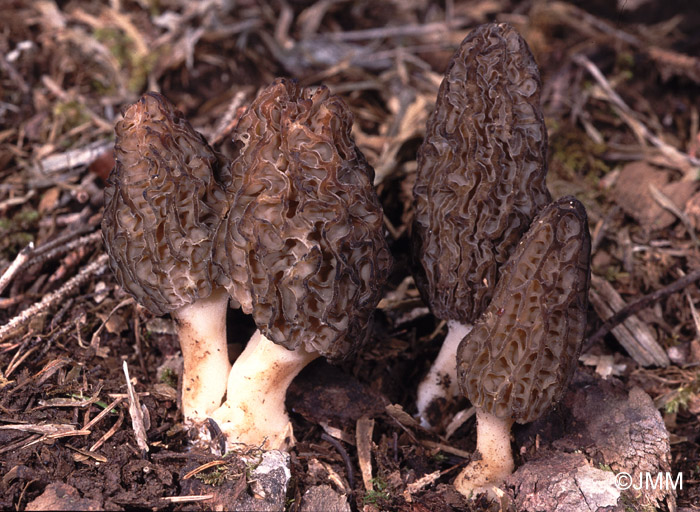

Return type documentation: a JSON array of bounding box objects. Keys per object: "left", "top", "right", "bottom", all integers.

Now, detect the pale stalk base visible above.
[
  {"left": 416, "top": 320, "right": 473, "bottom": 428},
  {"left": 174, "top": 288, "right": 231, "bottom": 420},
  {"left": 209, "top": 330, "right": 319, "bottom": 452},
  {"left": 454, "top": 408, "right": 515, "bottom": 500}
]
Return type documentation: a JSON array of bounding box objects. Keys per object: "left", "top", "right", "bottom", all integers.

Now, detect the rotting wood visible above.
[{"left": 588, "top": 274, "right": 669, "bottom": 367}]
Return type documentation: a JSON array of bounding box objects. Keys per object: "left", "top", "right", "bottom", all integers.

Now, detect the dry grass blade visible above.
[
  {"left": 5, "top": 344, "right": 39, "bottom": 378},
  {"left": 647, "top": 184, "right": 699, "bottom": 246},
  {"left": 445, "top": 406, "right": 475, "bottom": 440},
  {"left": 89, "top": 297, "right": 135, "bottom": 348},
  {"left": 404, "top": 464, "right": 461, "bottom": 500},
  {"left": 27, "top": 231, "right": 104, "bottom": 274},
  {"left": 182, "top": 460, "right": 228, "bottom": 480},
  {"left": 574, "top": 54, "right": 700, "bottom": 178},
  {"left": 89, "top": 407, "right": 124, "bottom": 452},
  {"left": 161, "top": 495, "right": 214, "bottom": 503},
  {"left": 84, "top": 397, "right": 123, "bottom": 431},
  {"left": 67, "top": 444, "right": 108, "bottom": 463},
  {"left": 32, "top": 357, "right": 71, "bottom": 387},
  {"left": 419, "top": 440, "right": 471, "bottom": 459},
  {"left": 0, "top": 434, "right": 41, "bottom": 455},
  {"left": 546, "top": 1, "right": 700, "bottom": 83},
  {"left": 37, "top": 396, "right": 100, "bottom": 408},
  {"left": 0, "top": 423, "right": 87, "bottom": 436},
  {"left": 0, "top": 191, "right": 36, "bottom": 214},
  {"left": 685, "top": 291, "right": 700, "bottom": 339},
  {"left": 122, "top": 361, "right": 149, "bottom": 453}
]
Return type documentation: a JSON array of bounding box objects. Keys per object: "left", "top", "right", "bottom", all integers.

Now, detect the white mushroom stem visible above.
[
  {"left": 173, "top": 288, "right": 231, "bottom": 420},
  {"left": 453, "top": 408, "right": 515, "bottom": 499},
  {"left": 416, "top": 320, "right": 473, "bottom": 428},
  {"left": 210, "top": 329, "right": 319, "bottom": 452}
]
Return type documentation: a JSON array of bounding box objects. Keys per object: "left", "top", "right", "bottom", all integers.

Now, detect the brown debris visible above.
[
  {"left": 612, "top": 161, "right": 698, "bottom": 231},
  {"left": 25, "top": 482, "right": 102, "bottom": 511},
  {"left": 510, "top": 375, "right": 675, "bottom": 511}
]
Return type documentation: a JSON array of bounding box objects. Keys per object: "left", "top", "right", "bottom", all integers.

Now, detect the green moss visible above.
[
  {"left": 363, "top": 476, "right": 390, "bottom": 505},
  {"left": 549, "top": 127, "right": 610, "bottom": 183},
  {"left": 93, "top": 27, "right": 160, "bottom": 94},
  {"left": 665, "top": 387, "right": 692, "bottom": 414},
  {"left": 598, "top": 265, "right": 630, "bottom": 284},
  {"left": 52, "top": 101, "right": 91, "bottom": 138},
  {"left": 615, "top": 51, "right": 635, "bottom": 76},
  {"left": 665, "top": 374, "right": 700, "bottom": 414},
  {"left": 244, "top": 452, "right": 264, "bottom": 477},
  {"left": 0, "top": 207, "right": 40, "bottom": 259},
  {"left": 194, "top": 466, "right": 230, "bottom": 486},
  {"left": 159, "top": 368, "right": 177, "bottom": 388},
  {"left": 431, "top": 452, "right": 448, "bottom": 464}
]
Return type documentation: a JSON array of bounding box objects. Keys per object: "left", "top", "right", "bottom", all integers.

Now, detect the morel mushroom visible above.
[
  {"left": 454, "top": 196, "right": 591, "bottom": 497},
  {"left": 413, "top": 22, "right": 551, "bottom": 427},
  {"left": 102, "top": 93, "right": 231, "bottom": 424},
  {"left": 209, "top": 78, "right": 392, "bottom": 451}
]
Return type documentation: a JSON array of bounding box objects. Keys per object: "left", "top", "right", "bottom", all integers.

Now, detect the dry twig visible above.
[{"left": 0, "top": 253, "right": 109, "bottom": 343}]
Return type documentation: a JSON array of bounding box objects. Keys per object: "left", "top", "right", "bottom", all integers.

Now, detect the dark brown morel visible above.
[
  {"left": 103, "top": 92, "right": 229, "bottom": 316},
  {"left": 413, "top": 22, "right": 551, "bottom": 325},
  {"left": 413, "top": 22, "right": 552, "bottom": 427},
  {"left": 457, "top": 196, "right": 591, "bottom": 423},
  {"left": 208, "top": 78, "right": 392, "bottom": 451},
  {"left": 217, "top": 78, "right": 392, "bottom": 361},
  {"left": 452, "top": 196, "right": 591, "bottom": 499},
  {"left": 102, "top": 92, "right": 232, "bottom": 423}
]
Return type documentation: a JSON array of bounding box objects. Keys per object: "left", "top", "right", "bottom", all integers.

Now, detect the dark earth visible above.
[{"left": 1, "top": 1, "right": 700, "bottom": 510}]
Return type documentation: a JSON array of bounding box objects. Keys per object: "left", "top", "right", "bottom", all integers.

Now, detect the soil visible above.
[{"left": 1, "top": 1, "right": 700, "bottom": 511}]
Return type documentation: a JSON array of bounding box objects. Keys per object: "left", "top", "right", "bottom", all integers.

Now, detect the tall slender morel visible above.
[
  {"left": 211, "top": 79, "right": 392, "bottom": 450},
  {"left": 454, "top": 196, "right": 591, "bottom": 497},
  {"left": 102, "top": 93, "right": 231, "bottom": 426},
  {"left": 413, "top": 23, "right": 551, "bottom": 427}
]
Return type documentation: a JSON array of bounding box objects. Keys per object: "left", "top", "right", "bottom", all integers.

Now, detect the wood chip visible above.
[
  {"left": 385, "top": 403, "right": 420, "bottom": 430},
  {"left": 355, "top": 416, "right": 374, "bottom": 492},
  {"left": 589, "top": 275, "right": 669, "bottom": 367}
]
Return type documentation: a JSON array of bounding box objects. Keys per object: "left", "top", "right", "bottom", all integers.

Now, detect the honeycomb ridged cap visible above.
[
  {"left": 412, "top": 22, "right": 551, "bottom": 324},
  {"left": 457, "top": 196, "right": 591, "bottom": 423},
  {"left": 216, "top": 79, "right": 392, "bottom": 361},
  {"left": 102, "top": 92, "right": 229, "bottom": 316}
]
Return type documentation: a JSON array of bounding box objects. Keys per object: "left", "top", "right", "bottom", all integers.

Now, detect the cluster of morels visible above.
[
  {"left": 102, "top": 22, "right": 591, "bottom": 502},
  {"left": 103, "top": 80, "right": 392, "bottom": 452},
  {"left": 413, "top": 23, "right": 591, "bottom": 498}
]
